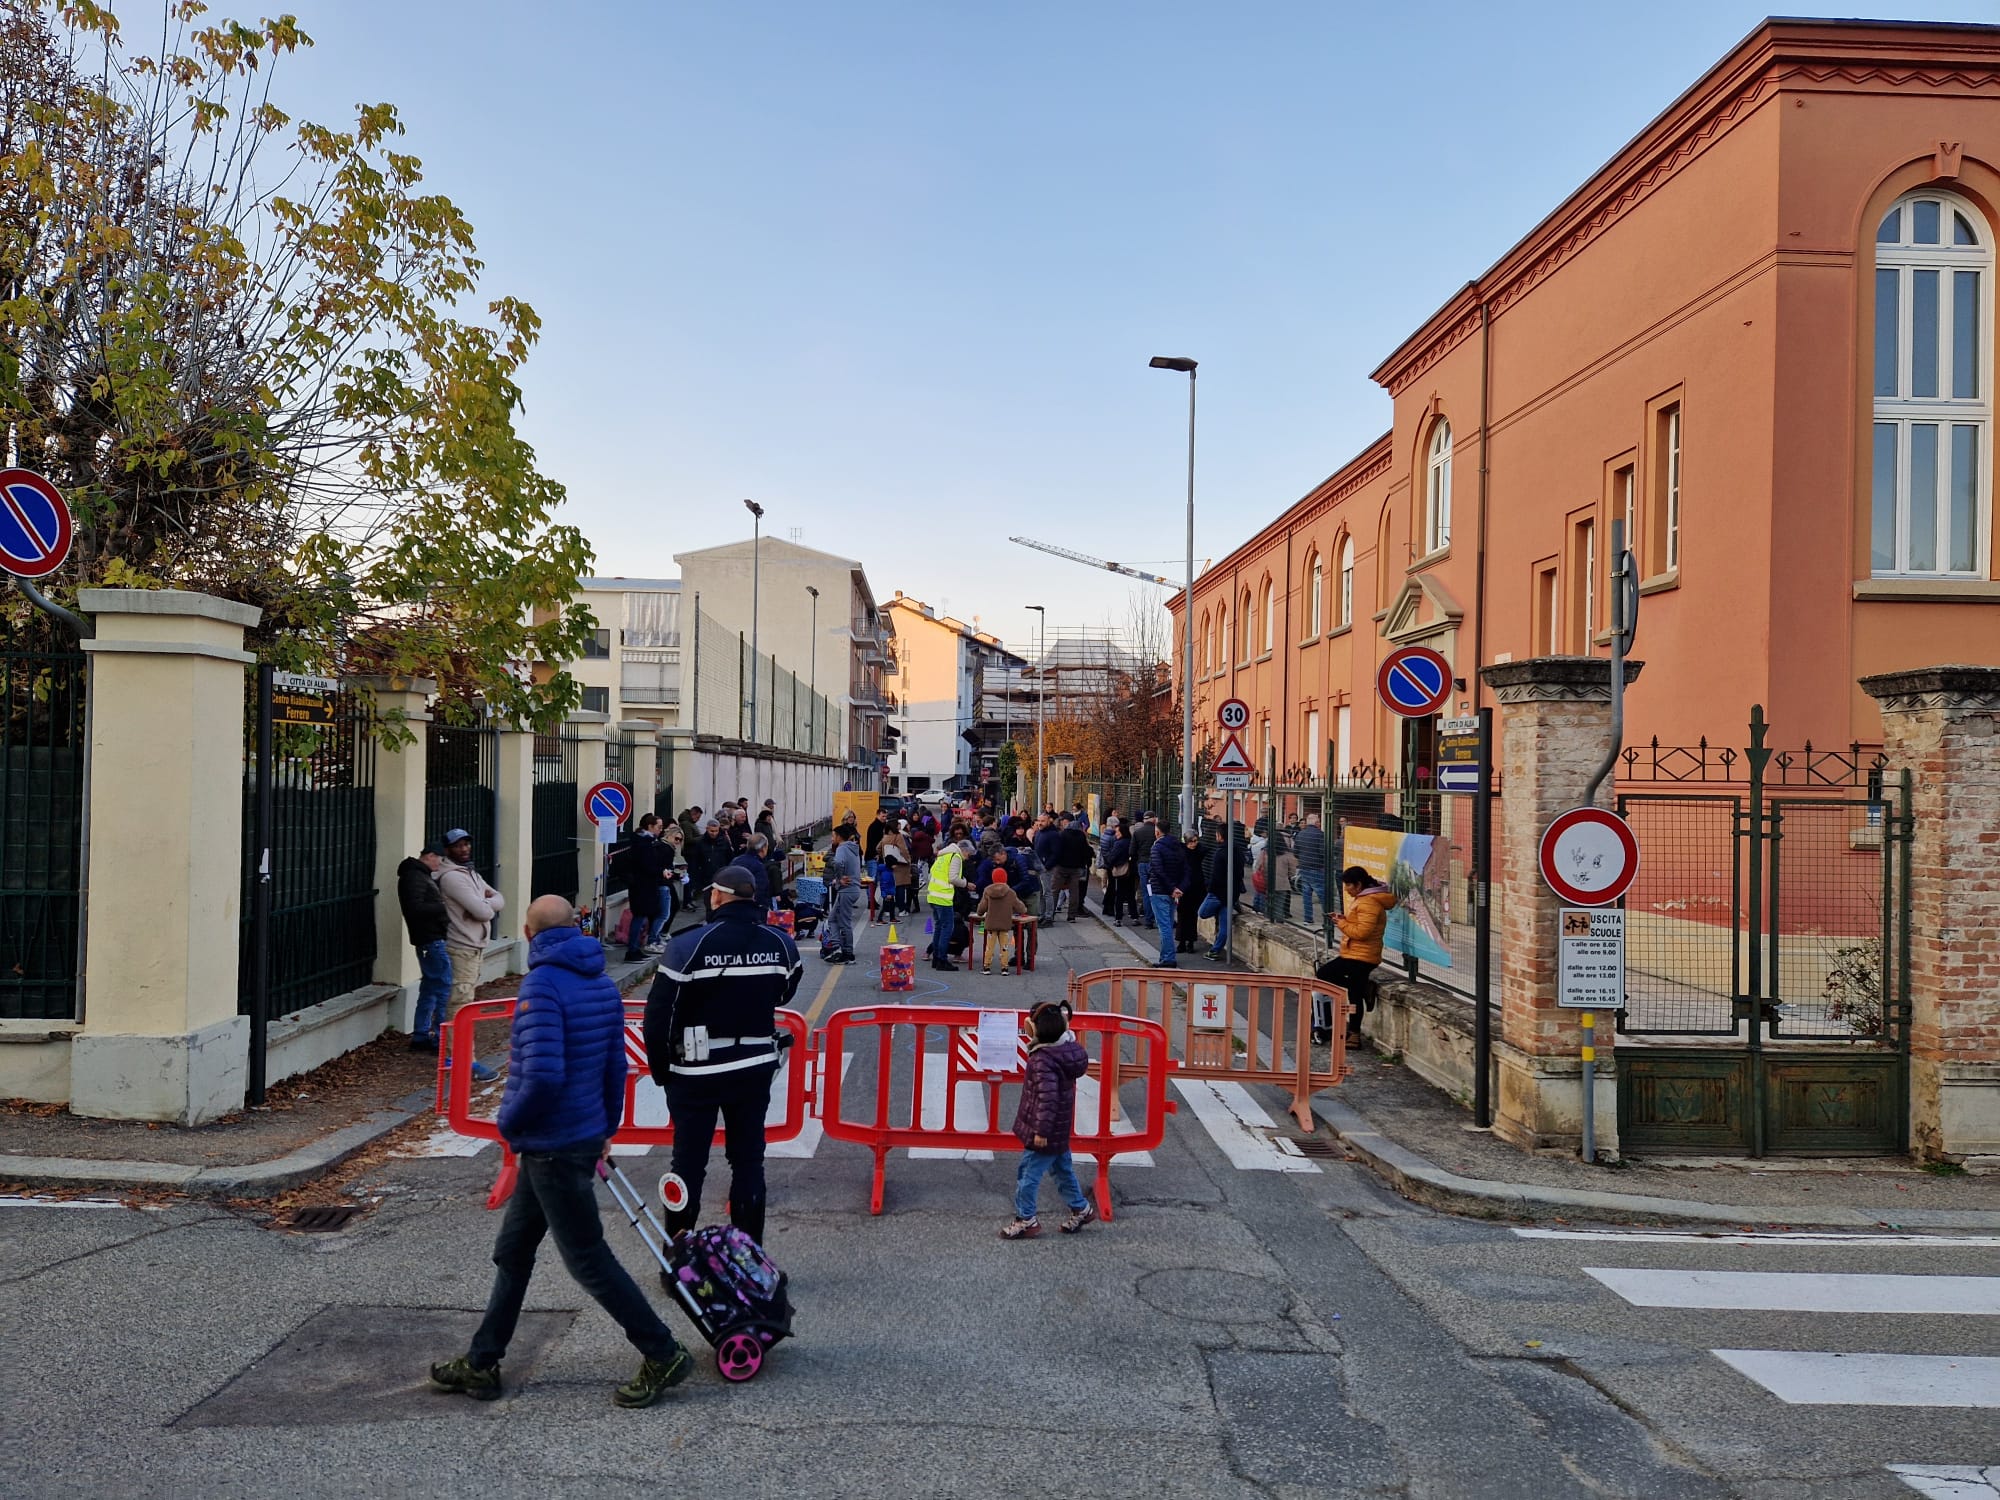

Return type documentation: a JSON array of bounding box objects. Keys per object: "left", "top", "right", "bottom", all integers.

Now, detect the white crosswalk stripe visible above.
[
  {"left": 1710, "top": 1349, "right": 2000, "bottom": 1408},
  {"left": 1585, "top": 1267, "right": 2000, "bottom": 1316},
  {"left": 1890, "top": 1464, "right": 2000, "bottom": 1498},
  {"left": 1170, "top": 1078, "right": 1320, "bottom": 1173}
]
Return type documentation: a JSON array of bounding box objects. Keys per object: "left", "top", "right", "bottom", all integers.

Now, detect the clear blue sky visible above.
[{"left": 275, "top": 2, "right": 1999, "bottom": 653}]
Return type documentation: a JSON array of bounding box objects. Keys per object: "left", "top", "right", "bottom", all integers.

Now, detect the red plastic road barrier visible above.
[
  {"left": 1067, "top": 967, "right": 1347, "bottom": 1132},
  {"left": 816, "top": 1004, "right": 1172, "bottom": 1221},
  {"left": 441, "top": 998, "right": 812, "bottom": 1152}
]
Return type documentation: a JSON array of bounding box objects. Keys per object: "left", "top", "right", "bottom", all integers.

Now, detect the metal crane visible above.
[{"left": 1007, "top": 536, "right": 1177, "bottom": 588}]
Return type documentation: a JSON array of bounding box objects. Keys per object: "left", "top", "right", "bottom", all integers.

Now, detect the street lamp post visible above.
[
  {"left": 805, "top": 584, "right": 819, "bottom": 757},
  {"left": 1149, "top": 355, "right": 1198, "bottom": 833},
  {"left": 744, "top": 498, "right": 764, "bottom": 742},
  {"left": 1026, "top": 604, "right": 1046, "bottom": 813}
]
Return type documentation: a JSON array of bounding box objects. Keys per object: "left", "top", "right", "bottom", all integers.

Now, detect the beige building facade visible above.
[
  {"left": 884, "top": 594, "right": 1023, "bottom": 793},
  {"left": 674, "top": 538, "right": 895, "bottom": 788}
]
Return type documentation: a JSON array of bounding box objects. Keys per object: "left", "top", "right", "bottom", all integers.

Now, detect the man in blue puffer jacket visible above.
[{"left": 431, "top": 896, "right": 691, "bottom": 1411}]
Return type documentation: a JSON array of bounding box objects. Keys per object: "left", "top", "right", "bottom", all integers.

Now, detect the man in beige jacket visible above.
[{"left": 439, "top": 828, "right": 503, "bottom": 1081}]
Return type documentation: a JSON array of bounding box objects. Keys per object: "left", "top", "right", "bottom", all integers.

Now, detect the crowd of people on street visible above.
[{"left": 393, "top": 782, "right": 1394, "bottom": 1401}]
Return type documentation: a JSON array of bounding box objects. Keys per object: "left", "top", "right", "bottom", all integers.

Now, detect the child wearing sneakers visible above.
[
  {"left": 971, "top": 868, "right": 1028, "bottom": 974},
  {"left": 1001, "top": 1001, "right": 1096, "bottom": 1239}
]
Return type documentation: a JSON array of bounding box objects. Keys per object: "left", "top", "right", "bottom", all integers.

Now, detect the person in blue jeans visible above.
[
  {"left": 1002, "top": 1002, "right": 1096, "bottom": 1238},
  {"left": 1293, "top": 813, "right": 1327, "bottom": 926},
  {"left": 1200, "top": 832, "right": 1244, "bottom": 961},
  {"left": 1145, "top": 827, "right": 1192, "bottom": 968},
  {"left": 396, "top": 848, "right": 452, "bottom": 1050}
]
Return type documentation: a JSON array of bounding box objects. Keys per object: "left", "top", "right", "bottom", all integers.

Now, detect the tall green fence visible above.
[
  {"left": 1, "top": 652, "right": 86, "bottom": 1021},
  {"left": 425, "top": 716, "right": 498, "bottom": 889},
  {"left": 239, "top": 694, "right": 379, "bottom": 1019},
  {"left": 531, "top": 728, "right": 580, "bottom": 901}
]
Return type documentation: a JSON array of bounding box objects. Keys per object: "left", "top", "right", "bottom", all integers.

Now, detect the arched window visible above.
[
  {"left": 1306, "top": 552, "right": 1323, "bottom": 636},
  {"left": 1238, "top": 589, "right": 1252, "bottom": 662},
  {"left": 1376, "top": 504, "right": 1395, "bottom": 605},
  {"left": 1873, "top": 191, "right": 1991, "bottom": 577},
  {"left": 1425, "top": 419, "right": 1453, "bottom": 554},
  {"left": 1216, "top": 604, "right": 1227, "bottom": 669},
  {"left": 1338, "top": 536, "right": 1354, "bottom": 627},
  {"left": 1259, "top": 577, "right": 1274, "bottom": 652},
  {"left": 1198, "top": 612, "right": 1210, "bottom": 674}
]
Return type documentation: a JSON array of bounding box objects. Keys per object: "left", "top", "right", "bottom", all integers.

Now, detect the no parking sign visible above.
[{"left": 0, "top": 470, "right": 73, "bottom": 580}]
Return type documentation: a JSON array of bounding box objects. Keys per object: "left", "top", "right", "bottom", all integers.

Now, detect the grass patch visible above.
[{"left": 1920, "top": 1160, "right": 1968, "bottom": 1177}]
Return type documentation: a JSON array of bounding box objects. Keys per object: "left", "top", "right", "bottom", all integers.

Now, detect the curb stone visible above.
[{"left": 1312, "top": 1096, "right": 2000, "bottom": 1232}]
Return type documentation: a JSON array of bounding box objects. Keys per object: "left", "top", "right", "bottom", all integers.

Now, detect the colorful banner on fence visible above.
[
  {"left": 1086, "top": 792, "right": 1101, "bottom": 837},
  {"left": 1340, "top": 825, "right": 1453, "bottom": 968}
]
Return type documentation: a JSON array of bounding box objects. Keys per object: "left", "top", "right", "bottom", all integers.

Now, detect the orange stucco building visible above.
[{"left": 1170, "top": 18, "right": 2000, "bottom": 777}]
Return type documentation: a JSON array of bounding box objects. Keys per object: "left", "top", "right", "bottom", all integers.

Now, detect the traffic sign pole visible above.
[{"left": 1472, "top": 705, "right": 1493, "bottom": 1130}]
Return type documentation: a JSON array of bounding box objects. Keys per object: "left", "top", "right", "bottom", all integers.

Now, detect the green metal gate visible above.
[
  {"left": 1615, "top": 709, "right": 1912, "bottom": 1156},
  {"left": 531, "top": 728, "right": 579, "bottom": 901},
  {"left": 1, "top": 651, "right": 87, "bottom": 1020},
  {"left": 425, "top": 715, "right": 498, "bottom": 890},
  {"left": 239, "top": 693, "right": 378, "bottom": 1018}
]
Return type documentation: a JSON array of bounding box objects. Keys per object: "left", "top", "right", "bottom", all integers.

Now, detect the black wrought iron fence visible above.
[
  {"left": 239, "top": 694, "right": 378, "bottom": 1019},
  {"left": 1, "top": 651, "right": 87, "bottom": 1021},
  {"left": 425, "top": 716, "right": 497, "bottom": 889},
  {"left": 531, "top": 728, "right": 580, "bottom": 900}
]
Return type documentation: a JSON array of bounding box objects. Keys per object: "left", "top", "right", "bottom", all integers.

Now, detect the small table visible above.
[{"left": 1011, "top": 915, "right": 1039, "bottom": 974}]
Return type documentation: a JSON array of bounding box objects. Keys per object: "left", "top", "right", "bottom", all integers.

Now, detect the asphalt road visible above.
[{"left": 3, "top": 910, "right": 1994, "bottom": 1499}]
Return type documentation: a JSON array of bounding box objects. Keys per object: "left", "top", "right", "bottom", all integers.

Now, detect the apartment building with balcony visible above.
[{"left": 555, "top": 577, "right": 683, "bottom": 727}]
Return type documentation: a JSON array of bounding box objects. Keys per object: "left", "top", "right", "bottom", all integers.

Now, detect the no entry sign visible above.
[
  {"left": 1377, "top": 646, "right": 1453, "bottom": 718},
  {"left": 1538, "top": 807, "right": 1639, "bottom": 907},
  {"left": 584, "top": 780, "right": 632, "bottom": 825},
  {"left": 0, "top": 469, "right": 73, "bottom": 580}
]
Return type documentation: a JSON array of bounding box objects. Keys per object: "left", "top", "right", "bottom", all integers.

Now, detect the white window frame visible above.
[
  {"left": 1307, "top": 554, "right": 1323, "bottom": 635},
  {"left": 1217, "top": 606, "right": 1227, "bottom": 670},
  {"left": 1238, "top": 591, "right": 1252, "bottom": 664},
  {"left": 1305, "top": 709, "right": 1321, "bottom": 776},
  {"left": 1872, "top": 191, "right": 1992, "bottom": 578},
  {"left": 1338, "top": 537, "right": 1353, "bottom": 626},
  {"left": 1425, "top": 419, "right": 1453, "bottom": 554},
  {"left": 1260, "top": 579, "right": 1274, "bottom": 652},
  {"left": 1663, "top": 407, "right": 1681, "bottom": 573}
]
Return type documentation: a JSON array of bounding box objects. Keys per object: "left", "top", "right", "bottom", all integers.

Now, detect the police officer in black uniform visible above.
[{"left": 642, "top": 864, "right": 802, "bottom": 1242}]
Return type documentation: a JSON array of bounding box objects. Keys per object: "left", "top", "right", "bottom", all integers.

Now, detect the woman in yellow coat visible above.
[{"left": 1317, "top": 866, "right": 1396, "bottom": 1044}]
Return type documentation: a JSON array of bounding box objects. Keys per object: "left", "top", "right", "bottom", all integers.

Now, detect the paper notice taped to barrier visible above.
[{"left": 976, "top": 1009, "right": 1020, "bottom": 1072}]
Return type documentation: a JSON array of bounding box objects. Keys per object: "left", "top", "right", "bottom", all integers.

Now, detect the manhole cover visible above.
[
  {"left": 1137, "top": 1268, "right": 1290, "bottom": 1324},
  {"left": 287, "top": 1204, "right": 362, "bottom": 1232}
]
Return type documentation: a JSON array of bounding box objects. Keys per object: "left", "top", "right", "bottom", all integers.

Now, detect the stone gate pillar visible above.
[
  {"left": 619, "top": 722, "right": 659, "bottom": 826},
  {"left": 1479, "top": 656, "right": 1643, "bottom": 1153},
  {"left": 571, "top": 713, "right": 609, "bottom": 905},
  {"left": 1861, "top": 665, "right": 2000, "bottom": 1164},
  {"left": 71, "top": 590, "right": 261, "bottom": 1123},
  {"left": 354, "top": 675, "right": 435, "bottom": 1032}
]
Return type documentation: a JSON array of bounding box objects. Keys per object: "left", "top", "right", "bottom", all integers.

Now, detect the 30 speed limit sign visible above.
[{"left": 1218, "top": 697, "right": 1249, "bottom": 731}]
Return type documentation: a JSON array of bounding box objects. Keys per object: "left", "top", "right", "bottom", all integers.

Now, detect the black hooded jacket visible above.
[{"left": 397, "top": 857, "right": 449, "bottom": 947}]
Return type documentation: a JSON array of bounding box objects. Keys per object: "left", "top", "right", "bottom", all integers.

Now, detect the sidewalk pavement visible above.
[
  {"left": 0, "top": 946, "right": 661, "bottom": 1197},
  {"left": 1081, "top": 891, "right": 2000, "bottom": 1231}
]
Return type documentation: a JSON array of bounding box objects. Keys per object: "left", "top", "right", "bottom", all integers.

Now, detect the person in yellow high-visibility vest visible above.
[{"left": 926, "top": 839, "right": 970, "bottom": 971}]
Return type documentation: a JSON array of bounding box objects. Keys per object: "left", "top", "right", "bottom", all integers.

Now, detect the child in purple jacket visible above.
[{"left": 1001, "top": 1002, "right": 1096, "bottom": 1239}]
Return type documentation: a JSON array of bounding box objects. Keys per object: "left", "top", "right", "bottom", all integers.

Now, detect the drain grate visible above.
[
  {"left": 1288, "top": 1136, "right": 1344, "bottom": 1160},
  {"left": 287, "top": 1204, "right": 361, "bottom": 1232}
]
